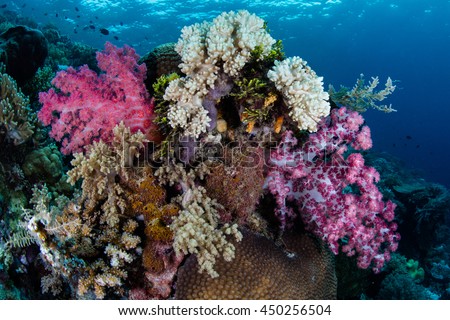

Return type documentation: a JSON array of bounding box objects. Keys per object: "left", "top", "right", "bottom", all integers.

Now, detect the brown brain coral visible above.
[
  {"left": 139, "top": 42, "right": 182, "bottom": 95},
  {"left": 175, "top": 230, "right": 337, "bottom": 299}
]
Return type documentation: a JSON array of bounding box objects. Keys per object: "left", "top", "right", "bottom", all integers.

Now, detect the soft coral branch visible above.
[
  {"left": 265, "top": 107, "right": 400, "bottom": 272},
  {"left": 38, "top": 42, "right": 159, "bottom": 155}
]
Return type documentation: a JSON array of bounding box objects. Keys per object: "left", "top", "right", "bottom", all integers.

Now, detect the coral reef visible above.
[
  {"left": 205, "top": 145, "right": 265, "bottom": 226},
  {"left": 22, "top": 144, "right": 64, "bottom": 185},
  {"left": 4, "top": 9, "right": 447, "bottom": 301},
  {"left": 22, "top": 125, "right": 153, "bottom": 299},
  {"left": 377, "top": 253, "right": 438, "bottom": 299},
  {"left": 139, "top": 42, "right": 182, "bottom": 96}
]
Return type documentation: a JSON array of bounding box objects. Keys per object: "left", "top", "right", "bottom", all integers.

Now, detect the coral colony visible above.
[{"left": 1, "top": 10, "right": 407, "bottom": 299}]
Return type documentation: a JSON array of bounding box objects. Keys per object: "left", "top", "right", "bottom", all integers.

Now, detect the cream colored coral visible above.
[
  {"left": 170, "top": 186, "right": 242, "bottom": 278},
  {"left": 0, "top": 73, "right": 34, "bottom": 145},
  {"left": 166, "top": 10, "right": 276, "bottom": 138},
  {"left": 67, "top": 123, "right": 147, "bottom": 228},
  {"left": 206, "top": 10, "right": 275, "bottom": 77},
  {"left": 267, "top": 56, "right": 330, "bottom": 132}
]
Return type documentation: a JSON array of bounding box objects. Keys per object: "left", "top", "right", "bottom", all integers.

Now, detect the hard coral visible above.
[
  {"left": 0, "top": 72, "right": 35, "bottom": 145},
  {"left": 267, "top": 56, "right": 330, "bottom": 132},
  {"left": 38, "top": 42, "right": 159, "bottom": 155},
  {"left": 164, "top": 10, "right": 276, "bottom": 138},
  {"left": 176, "top": 230, "right": 337, "bottom": 299},
  {"left": 205, "top": 145, "right": 265, "bottom": 225}
]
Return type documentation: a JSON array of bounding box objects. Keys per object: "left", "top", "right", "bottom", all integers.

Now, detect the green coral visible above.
[
  {"left": 153, "top": 73, "right": 180, "bottom": 128},
  {"left": 231, "top": 78, "right": 266, "bottom": 100},
  {"left": 329, "top": 74, "right": 397, "bottom": 113},
  {"left": 0, "top": 72, "right": 35, "bottom": 145},
  {"left": 251, "top": 37, "right": 284, "bottom": 63},
  {"left": 152, "top": 72, "right": 180, "bottom": 101},
  {"left": 23, "top": 66, "right": 55, "bottom": 102},
  {"left": 406, "top": 258, "right": 425, "bottom": 283},
  {"left": 22, "top": 144, "right": 63, "bottom": 184}
]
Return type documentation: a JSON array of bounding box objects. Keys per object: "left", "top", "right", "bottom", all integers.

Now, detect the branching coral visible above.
[
  {"left": 170, "top": 185, "right": 242, "bottom": 278},
  {"left": 66, "top": 123, "right": 148, "bottom": 227},
  {"left": 0, "top": 72, "right": 35, "bottom": 145},
  {"left": 155, "top": 161, "right": 242, "bottom": 278},
  {"left": 23, "top": 124, "right": 152, "bottom": 299},
  {"left": 329, "top": 74, "right": 396, "bottom": 113},
  {"left": 267, "top": 56, "right": 330, "bottom": 132},
  {"left": 164, "top": 10, "right": 276, "bottom": 138}
]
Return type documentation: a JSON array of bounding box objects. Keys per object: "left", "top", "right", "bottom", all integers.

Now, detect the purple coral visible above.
[{"left": 265, "top": 107, "right": 400, "bottom": 272}]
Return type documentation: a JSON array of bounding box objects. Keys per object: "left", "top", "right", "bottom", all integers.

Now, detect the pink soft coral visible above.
[
  {"left": 38, "top": 42, "right": 159, "bottom": 155},
  {"left": 265, "top": 107, "right": 400, "bottom": 272}
]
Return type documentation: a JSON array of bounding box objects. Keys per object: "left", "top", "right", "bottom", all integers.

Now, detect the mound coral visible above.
[
  {"left": 38, "top": 42, "right": 159, "bottom": 155},
  {"left": 176, "top": 230, "right": 336, "bottom": 299}
]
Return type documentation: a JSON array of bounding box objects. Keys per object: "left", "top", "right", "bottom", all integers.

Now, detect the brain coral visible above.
[{"left": 175, "top": 230, "right": 337, "bottom": 299}]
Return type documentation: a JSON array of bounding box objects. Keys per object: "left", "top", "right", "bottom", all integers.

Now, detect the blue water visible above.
[{"left": 9, "top": 0, "right": 450, "bottom": 187}]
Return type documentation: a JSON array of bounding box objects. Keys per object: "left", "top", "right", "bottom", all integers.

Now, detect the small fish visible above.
[
  {"left": 100, "top": 28, "right": 109, "bottom": 35},
  {"left": 77, "top": 15, "right": 80, "bottom": 18},
  {"left": 416, "top": 144, "right": 420, "bottom": 148},
  {"left": 22, "top": 4, "right": 26, "bottom": 8},
  {"left": 113, "top": 36, "right": 119, "bottom": 40},
  {"left": 56, "top": 13, "right": 59, "bottom": 18},
  {"left": 392, "top": 143, "right": 396, "bottom": 147},
  {"left": 120, "top": 21, "right": 123, "bottom": 26},
  {"left": 74, "top": 29, "right": 78, "bottom": 34},
  {"left": 0, "top": 4, "right": 7, "bottom": 9},
  {"left": 75, "top": 7, "right": 79, "bottom": 12},
  {"left": 89, "top": 25, "right": 95, "bottom": 30},
  {"left": 406, "top": 135, "right": 412, "bottom": 140},
  {"left": 95, "top": 16, "right": 99, "bottom": 19},
  {"left": 44, "top": 12, "right": 48, "bottom": 16}
]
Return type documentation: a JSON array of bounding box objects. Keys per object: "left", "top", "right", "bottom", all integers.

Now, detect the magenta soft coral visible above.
[
  {"left": 265, "top": 107, "right": 400, "bottom": 273},
  {"left": 38, "top": 42, "right": 159, "bottom": 155}
]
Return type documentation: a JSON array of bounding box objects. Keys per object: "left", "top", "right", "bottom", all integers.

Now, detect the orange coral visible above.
[{"left": 142, "top": 243, "right": 165, "bottom": 273}]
